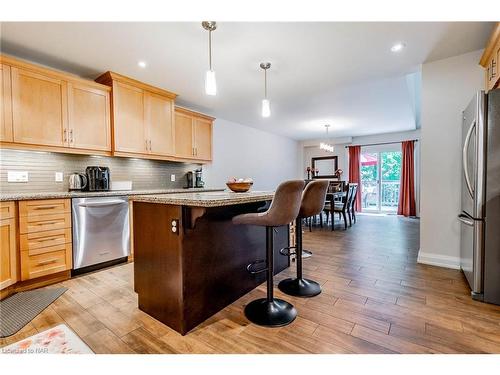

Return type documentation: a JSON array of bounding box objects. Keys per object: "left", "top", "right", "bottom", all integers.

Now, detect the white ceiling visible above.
[{"left": 0, "top": 22, "right": 493, "bottom": 140}]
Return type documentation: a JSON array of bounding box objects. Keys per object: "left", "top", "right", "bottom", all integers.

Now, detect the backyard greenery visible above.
[{"left": 360, "top": 152, "right": 402, "bottom": 181}]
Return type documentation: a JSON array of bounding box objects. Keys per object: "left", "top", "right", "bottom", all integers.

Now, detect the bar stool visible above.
[
  {"left": 278, "top": 180, "right": 329, "bottom": 297},
  {"left": 232, "top": 180, "right": 305, "bottom": 327}
]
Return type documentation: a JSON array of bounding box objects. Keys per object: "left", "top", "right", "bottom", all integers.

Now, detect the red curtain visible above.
[
  {"left": 398, "top": 141, "right": 416, "bottom": 217},
  {"left": 348, "top": 146, "right": 362, "bottom": 211}
]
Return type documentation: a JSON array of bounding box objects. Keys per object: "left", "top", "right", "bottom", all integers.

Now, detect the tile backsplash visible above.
[{"left": 0, "top": 149, "right": 201, "bottom": 193}]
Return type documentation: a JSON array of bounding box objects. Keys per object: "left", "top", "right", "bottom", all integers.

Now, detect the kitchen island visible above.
[{"left": 130, "top": 191, "right": 290, "bottom": 335}]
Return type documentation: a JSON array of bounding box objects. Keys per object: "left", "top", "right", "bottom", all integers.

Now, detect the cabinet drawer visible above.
[
  {"left": 19, "top": 199, "right": 70, "bottom": 217},
  {"left": 20, "top": 245, "right": 72, "bottom": 280},
  {"left": 0, "top": 201, "right": 15, "bottom": 220},
  {"left": 19, "top": 212, "right": 71, "bottom": 234},
  {"left": 20, "top": 228, "right": 72, "bottom": 253}
]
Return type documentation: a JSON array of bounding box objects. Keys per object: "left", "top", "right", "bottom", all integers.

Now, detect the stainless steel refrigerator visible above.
[{"left": 459, "top": 89, "right": 500, "bottom": 304}]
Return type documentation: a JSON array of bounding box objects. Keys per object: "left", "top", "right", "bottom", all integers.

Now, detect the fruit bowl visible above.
[{"left": 226, "top": 181, "right": 253, "bottom": 193}]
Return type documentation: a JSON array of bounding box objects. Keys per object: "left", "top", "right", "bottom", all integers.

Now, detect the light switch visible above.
[
  {"left": 170, "top": 174, "right": 176, "bottom": 182},
  {"left": 55, "top": 172, "right": 63, "bottom": 182},
  {"left": 7, "top": 171, "right": 29, "bottom": 182}
]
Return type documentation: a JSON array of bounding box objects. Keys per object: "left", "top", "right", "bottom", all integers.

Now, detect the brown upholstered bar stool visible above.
[
  {"left": 232, "top": 180, "right": 305, "bottom": 327},
  {"left": 278, "top": 180, "right": 329, "bottom": 297}
]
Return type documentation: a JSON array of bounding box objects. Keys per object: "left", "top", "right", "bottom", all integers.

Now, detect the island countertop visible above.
[{"left": 130, "top": 190, "right": 274, "bottom": 207}]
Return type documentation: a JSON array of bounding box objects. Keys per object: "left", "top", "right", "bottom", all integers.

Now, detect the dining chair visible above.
[
  {"left": 330, "top": 183, "right": 354, "bottom": 230},
  {"left": 347, "top": 183, "right": 359, "bottom": 226}
]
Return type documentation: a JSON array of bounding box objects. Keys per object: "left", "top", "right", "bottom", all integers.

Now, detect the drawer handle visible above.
[
  {"left": 34, "top": 221, "right": 60, "bottom": 226},
  {"left": 36, "top": 237, "right": 61, "bottom": 244},
  {"left": 33, "top": 205, "right": 59, "bottom": 210},
  {"left": 37, "top": 258, "right": 58, "bottom": 266}
]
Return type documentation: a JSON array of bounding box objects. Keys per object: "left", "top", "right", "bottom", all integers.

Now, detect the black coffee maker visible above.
[
  {"left": 85, "top": 166, "right": 110, "bottom": 191},
  {"left": 185, "top": 171, "right": 194, "bottom": 189}
]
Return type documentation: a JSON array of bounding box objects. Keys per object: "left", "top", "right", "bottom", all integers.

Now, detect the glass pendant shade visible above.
[
  {"left": 261, "top": 99, "right": 271, "bottom": 118},
  {"left": 205, "top": 70, "right": 217, "bottom": 96}
]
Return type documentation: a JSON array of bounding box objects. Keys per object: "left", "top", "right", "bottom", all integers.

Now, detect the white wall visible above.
[
  {"left": 203, "top": 118, "right": 300, "bottom": 191},
  {"left": 302, "top": 144, "right": 349, "bottom": 179},
  {"left": 419, "top": 49, "right": 484, "bottom": 269}
]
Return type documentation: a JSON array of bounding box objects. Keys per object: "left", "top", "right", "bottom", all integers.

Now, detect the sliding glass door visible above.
[{"left": 360, "top": 151, "right": 401, "bottom": 213}]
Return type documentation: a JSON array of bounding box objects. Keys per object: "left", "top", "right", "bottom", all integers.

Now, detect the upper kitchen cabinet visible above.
[
  {"left": 111, "top": 80, "right": 147, "bottom": 154},
  {"left": 96, "top": 71, "right": 177, "bottom": 159},
  {"left": 1, "top": 55, "right": 112, "bottom": 154},
  {"left": 174, "top": 107, "right": 214, "bottom": 162},
  {"left": 11, "top": 66, "right": 68, "bottom": 147},
  {"left": 1, "top": 64, "right": 13, "bottom": 142},
  {"left": 67, "top": 82, "right": 111, "bottom": 152},
  {"left": 145, "top": 92, "right": 175, "bottom": 156},
  {"left": 480, "top": 23, "right": 500, "bottom": 92},
  {"left": 194, "top": 117, "right": 213, "bottom": 160}
]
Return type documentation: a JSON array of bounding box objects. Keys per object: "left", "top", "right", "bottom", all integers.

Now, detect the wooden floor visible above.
[{"left": 2, "top": 214, "right": 500, "bottom": 354}]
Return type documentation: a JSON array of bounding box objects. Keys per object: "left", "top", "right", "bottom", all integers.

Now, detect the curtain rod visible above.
[{"left": 344, "top": 139, "right": 419, "bottom": 148}]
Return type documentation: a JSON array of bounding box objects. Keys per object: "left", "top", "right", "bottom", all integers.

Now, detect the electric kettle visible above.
[{"left": 69, "top": 173, "right": 88, "bottom": 191}]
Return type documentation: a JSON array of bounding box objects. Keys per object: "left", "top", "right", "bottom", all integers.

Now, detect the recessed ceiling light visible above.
[
  {"left": 391, "top": 43, "right": 406, "bottom": 53},
  {"left": 138, "top": 61, "right": 147, "bottom": 68}
]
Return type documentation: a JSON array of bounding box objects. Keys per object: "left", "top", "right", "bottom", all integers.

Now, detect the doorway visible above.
[{"left": 360, "top": 150, "right": 402, "bottom": 213}]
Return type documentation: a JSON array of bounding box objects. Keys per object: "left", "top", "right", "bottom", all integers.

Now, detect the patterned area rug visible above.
[
  {"left": 0, "top": 287, "right": 67, "bottom": 337},
  {"left": 1, "top": 324, "right": 93, "bottom": 354}
]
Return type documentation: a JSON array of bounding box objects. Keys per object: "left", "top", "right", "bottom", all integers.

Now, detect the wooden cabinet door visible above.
[
  {"left": 68, "top": 83, "right": 111, "bottom": 151},
  {"left": 1, "top": 64, "right": 13, "bottom": 142},
  {"left": 145, "top": 92, "right": 174, "bottom": 156},
  {"left": 0, "top": 218, "right": 18, "bottom": 290},
  {"left": 11, "top": 67, "right": 68, "bottom": 147},
  {"left": 174, "top": 112, "right": 194, "bottom": 159},
  {"left": 113, "top": 81, "right": 146, "bottom": 154},
  {"left": 194, "top": 118, "right": 213, "bottom": 160}
]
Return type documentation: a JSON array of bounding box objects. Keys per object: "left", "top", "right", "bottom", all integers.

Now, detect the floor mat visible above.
[
  {"left": 1, "top": 324, "right": 93, "bottom": 354},
  {"left": 0, "top": 287, "right": 67, "bottom": 338}
]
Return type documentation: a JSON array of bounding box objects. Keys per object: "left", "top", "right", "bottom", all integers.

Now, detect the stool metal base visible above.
[
  {"left": 278, "top": 278, "right": 322, "bottom": 297},
  {"left": 244, "top": 298, "right": 297, "bottom": 327}
]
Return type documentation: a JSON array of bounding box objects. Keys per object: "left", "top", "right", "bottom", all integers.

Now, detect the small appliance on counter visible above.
[
  {"left": 85, "top": 166, "right": 110, "bottom": 191},
  {"left": 195, "top": 168, "right": 205, "bottom": 188},
  {"left": 185, "top": 171, "right": 194, "bottom": 188},
  {"left": 185, "top": 169, "right": 205, "bottom": 188},
  {"left": 68, "top": 172, "right": 88, "bottom": 191}
]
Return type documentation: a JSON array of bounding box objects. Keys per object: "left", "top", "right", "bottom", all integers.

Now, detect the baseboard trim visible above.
[{"left": 417, "top": 251, "right": 461, "bottom": 270}]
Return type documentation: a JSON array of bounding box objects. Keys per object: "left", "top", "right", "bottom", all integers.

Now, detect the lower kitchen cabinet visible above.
[
  {"left": 0, "top": 202, "right": 18, "bottom": 290},
  {"left": 19, "top": 199, "right": 72, "bottom": 281},
  {"left": 20, "top": 243, "right": 72, "bottom": 280}
]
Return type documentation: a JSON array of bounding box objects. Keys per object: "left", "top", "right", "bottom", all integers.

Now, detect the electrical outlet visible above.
[
  {"left": 170, "top": 174, "right": 176, "bottom": 182},
  {"left": 7, "top": 171, "right": 29, "bottom": 182},
  {"left": 55, "top": 172, "right": 63, "bottom": 182}
]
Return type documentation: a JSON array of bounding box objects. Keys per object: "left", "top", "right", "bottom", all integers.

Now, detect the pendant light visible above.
[
  {"left": 202, "top": 21, "right": 217, "bottom": 96},
  {"left": 260, "top": 62, "right": 271, "bottom": 117},
  {"left": 320, "top": 124, "right": 334, "bottom": 152}
]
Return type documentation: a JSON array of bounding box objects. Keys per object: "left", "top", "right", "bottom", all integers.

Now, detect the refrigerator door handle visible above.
[
  {"left": 462, "top": 120, "right": 476, "bottom": 199},
  {"left": 458, "top": 213, "right": 474, "bottom": 226}
]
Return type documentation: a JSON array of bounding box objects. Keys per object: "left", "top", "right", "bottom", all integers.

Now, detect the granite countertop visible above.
[
  {"left": 130, "top": 191, "right": 274, "bottom": 207},
  {"left": 0, "top": 188, "right": 225, "bottom": 202}
]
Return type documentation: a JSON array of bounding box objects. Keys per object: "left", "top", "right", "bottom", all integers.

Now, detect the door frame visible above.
[{"left": 360, "top": 146, "right": 402, "bottom": 214}]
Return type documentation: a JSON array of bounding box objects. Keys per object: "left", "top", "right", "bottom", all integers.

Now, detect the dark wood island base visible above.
[{"left": 132, "top": 194, "right": 289, "bottom": 335}]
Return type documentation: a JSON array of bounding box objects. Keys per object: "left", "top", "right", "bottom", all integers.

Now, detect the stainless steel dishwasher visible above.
[{"left": 72, "top": 196, "right": 130, "bottom": 273}]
